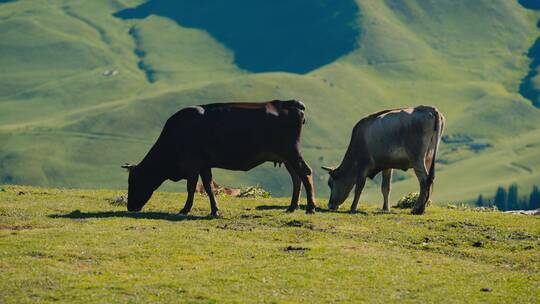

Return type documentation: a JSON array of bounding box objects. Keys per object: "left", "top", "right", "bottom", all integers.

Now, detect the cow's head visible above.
[
  {"left": 322, "top": 166, "right": 356, "bottom": 210},
  {"left": 121, "top": 163, "right": 162, "bottom": 212}
]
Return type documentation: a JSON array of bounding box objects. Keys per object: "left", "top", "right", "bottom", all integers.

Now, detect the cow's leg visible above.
[
  {"left": 200, "top": 168, "right": 219, "bottom": 217},
  {"left": 179, "top": 175, "right": 199, "bottom": 215},
  {"left": 285, "top": 162, "right": 301, "bottom": 212},
  {"left": 381, "top": 169, "right": 393, "bottom": 212},
  {"left": 412, "top": 164, "right": 430, "bottom": 215},
  {"left": 350, "top": 174, "right": 366, "bottom": 213},
  {"left": 288, "top": 153, "right": 316, "bottom": 214}
]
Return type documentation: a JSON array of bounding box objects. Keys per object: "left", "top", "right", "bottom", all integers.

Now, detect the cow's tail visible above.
[{"left": 427, "top": 109, "right": 444, "bottom": 190}]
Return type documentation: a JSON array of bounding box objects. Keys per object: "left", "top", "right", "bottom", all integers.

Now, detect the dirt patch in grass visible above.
[
  {"left": 504, "top": 231, "right": 537, "bottom": 241},
  {"left": 283, "top": 219, "right": 315, "bottom": 229},
  {"left": 282, "top": 246, "right": 310, "bottom": 252},
  {"left": 239, "top": 214, "right": 262, "bottom": 219},
  {"left": 216, "top": 222, "right": 255, "bottom": 231},
  {"left": 0, "top": 224, "right": 33, "bottom": 231},
  {"left": 445, "top": 221, "right": 482, "bottom": 229}
]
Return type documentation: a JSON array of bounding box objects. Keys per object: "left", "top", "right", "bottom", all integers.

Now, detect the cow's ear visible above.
[
  {"left": 121, "top": 163, "right": 136, "bottom": 172},
  {"left": 321, "top": 166, "right": 335, "bottom": 172}
]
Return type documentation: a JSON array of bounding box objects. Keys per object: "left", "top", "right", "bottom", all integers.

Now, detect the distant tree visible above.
[
  {"left": 476, "top": 194, "right": 485, "bottom": 207},
  {"left": 518, "top": 196, "right": 529, "bottom": 210},
  {"left": 530, "top": 185, "right": 540, "bottom": 210},
  {"left": 507, "top": 184, "right": 519, "bottom": 210},
  {"left": 494, "top": 186, "right": 507, "bottom": 211}
]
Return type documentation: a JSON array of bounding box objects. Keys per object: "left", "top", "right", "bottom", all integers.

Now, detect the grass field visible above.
[{"left": 1, "top": 185, "right": 538, "bottom": 303}]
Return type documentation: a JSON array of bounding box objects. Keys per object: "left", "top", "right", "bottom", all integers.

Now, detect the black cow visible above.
[{"left": 122, "top": 100, "right": 317, "bottom": 216}]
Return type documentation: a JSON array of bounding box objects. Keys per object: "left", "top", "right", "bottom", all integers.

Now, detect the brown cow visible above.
[{"left": 322, "top": 106, "right": 445, "bottom": 214}]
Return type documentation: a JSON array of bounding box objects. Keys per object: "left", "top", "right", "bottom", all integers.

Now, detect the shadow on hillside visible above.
[
  {"left": 519, "top": 0, "right": 540, "bottom": 10},
  {"left": 519, "top": 38, "right": 540, "bottom": 108},
  {"left": 114, "top": 0, "right": 360, "bottom": 74},
  {"left": 518, "top": 0, "right": 540, "bottom": 108},
  {"left": 50, "top": 210, "right": 215, "bottom": 222}
]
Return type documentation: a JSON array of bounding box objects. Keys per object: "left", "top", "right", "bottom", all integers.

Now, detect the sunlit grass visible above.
[{"left": 1, "top": 185, "right": 538, "bottom": 303}]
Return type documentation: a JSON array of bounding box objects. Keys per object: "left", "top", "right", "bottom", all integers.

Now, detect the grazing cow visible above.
[
  {"left": 122, "top": 100, "right": 316, "bottom": 216},
  {"left": 322, "top": 106, "right": 445, "bottom": 215}
]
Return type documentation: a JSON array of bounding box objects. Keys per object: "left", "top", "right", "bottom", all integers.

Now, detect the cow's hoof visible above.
[
  {"left": 349, "top": 209, "right": 358, "bottom": 214},
  {"left": 179, "top": 209, "right": 190, "bottom": 215},
  {"left": 305, "top": 208, "right": 316, "bottom": 214},
  {"left": 209, "top": 211, "right": 220, "bottom": 218},
  {"left": 411, "top": 208, "right": 424, "bottom": 215},
  {"left": 286, "top": 206, "right": 298, "bottom": 213}
]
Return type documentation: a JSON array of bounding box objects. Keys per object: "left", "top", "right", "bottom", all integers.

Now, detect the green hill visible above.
[{"left": 1, "top": 0, "right": 540, "bottom": 204}]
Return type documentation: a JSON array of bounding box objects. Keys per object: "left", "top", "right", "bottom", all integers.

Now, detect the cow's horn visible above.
[
  {"left": 121, "top": 163, "right": 136, "bottom": 171},
  {"left": 321, "top": 166, "right": 334, "bottom": 172}
]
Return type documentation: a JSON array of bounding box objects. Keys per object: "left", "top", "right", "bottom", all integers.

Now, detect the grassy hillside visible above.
[
  {"left": 1, "top": 0, "right": 540, "bottom": 203},
  {"left": 1, "top": 186, "right": 539, "bottom": 303}
]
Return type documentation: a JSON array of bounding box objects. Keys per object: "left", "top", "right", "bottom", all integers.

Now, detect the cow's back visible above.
[
  {"left": 355, "top": 106, "right": 438, "bottom": 171},
  {"left": 159, "top": 100, "right": 305, "bottom": 171}
]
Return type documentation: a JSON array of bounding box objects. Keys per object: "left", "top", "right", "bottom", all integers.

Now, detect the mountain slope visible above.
[{"left": 1, "top": 0, "right": 540, "bottom": 203}]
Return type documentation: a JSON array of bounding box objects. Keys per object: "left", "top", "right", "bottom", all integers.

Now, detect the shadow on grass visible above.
[
  {"left": 255, "top": 205, "right": 369, "bottom": 214},
  {"left": 255, "top": 205, "right": 290, "bottom": 211},
  {"left": 49, "top": 210, "right": 216, "bottom": 222}
]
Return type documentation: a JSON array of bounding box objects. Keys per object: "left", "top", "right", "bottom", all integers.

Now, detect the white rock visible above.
[{"left": 504, "top": 209, "right": 540, "bottom": 215}]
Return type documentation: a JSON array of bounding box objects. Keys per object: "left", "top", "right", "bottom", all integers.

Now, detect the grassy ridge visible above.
[
  {"left": 1, "top": 0, "right": 540, "bottom": 201},
  {"left": 0, "top": 185, "right": 539, "bottom": 303}
]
